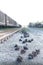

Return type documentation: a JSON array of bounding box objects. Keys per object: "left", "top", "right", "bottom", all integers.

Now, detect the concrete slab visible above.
[{"left": 0, "top": 28, "right": 21, "bottom": 43}]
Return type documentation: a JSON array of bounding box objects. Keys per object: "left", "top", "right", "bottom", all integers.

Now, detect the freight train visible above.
[{"left": 0, "top": 11, "right": 21, "bottom": 28}]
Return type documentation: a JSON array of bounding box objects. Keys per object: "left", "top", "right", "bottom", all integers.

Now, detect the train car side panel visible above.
[{"left": 0, "top": 11, "right": 5, "bottom": 26}]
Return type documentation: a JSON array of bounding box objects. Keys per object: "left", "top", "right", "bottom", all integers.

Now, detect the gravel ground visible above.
[{"left": 0, "top": 28, "right": 43, "bottom": 65}]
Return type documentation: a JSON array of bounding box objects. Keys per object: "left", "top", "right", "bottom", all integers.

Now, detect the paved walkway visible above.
[{"left": 0, "top": 28, "right": 21, "bottom": 42}]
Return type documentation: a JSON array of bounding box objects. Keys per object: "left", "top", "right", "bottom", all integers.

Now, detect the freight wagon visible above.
[{"left": 0, "top": 11, "right": 21, "bottom": 28}]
